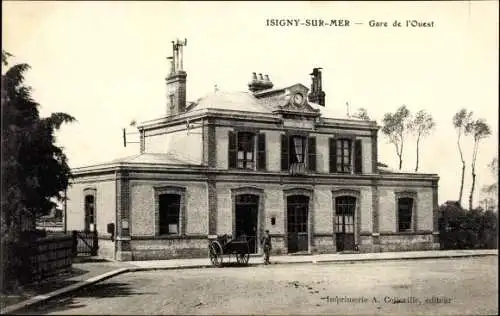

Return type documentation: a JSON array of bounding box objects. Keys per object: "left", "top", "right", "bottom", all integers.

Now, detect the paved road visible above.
[{"left": 19, "top": 256, "right": 498, "bottom": 315}]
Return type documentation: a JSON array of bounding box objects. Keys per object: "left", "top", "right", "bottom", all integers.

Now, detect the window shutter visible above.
[
  {"left": 281, "top": 135, "right": 289, "bottom": 171},
  {"left": 329, "top": 138, "right": 337, "bottom": 173},
  {"left": 257, "top": 133, "right": 266, "bottom": 170},
  {"left": 308, "top": 136, "right": 316, "bottom": 172},
  {"left": 354, "top": 139, "right": 363, "bottom": 174},
  {"left": 228, "top": 131, "right": 237, "bottom": 169}
]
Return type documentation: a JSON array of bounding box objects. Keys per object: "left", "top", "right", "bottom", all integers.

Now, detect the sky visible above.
[{"left": 2, "top": 1, "right": 498, "bottom": 206}]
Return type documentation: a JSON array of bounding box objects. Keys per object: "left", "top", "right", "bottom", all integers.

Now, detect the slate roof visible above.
[
  {"left": 110, "top": 153, "right": 201, "bottom": 166},
  {"left": 186, "top": 89, "right": 363, "bottom": 121},
  {"left": 187, "top": 91, "right": 273, "bottom": 114}
]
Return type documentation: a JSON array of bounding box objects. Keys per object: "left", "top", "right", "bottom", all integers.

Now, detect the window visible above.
[
  {"left": 281, "top": 135, "right": 316, "bottom": 172},
  {"left": 237, "top": 132, "right": 255, "bottom": 169},
  {"left": 84, "top": 195, "right": 95, "bottom": 232},
  {"left": 398, "top": 197, "right": 414, "bottom": 232},
  {"left": 290, "top": 136, "right": 306, "bottom": 164},
  {"left": 336, "top": 139, "right": 352, "bottom": 173},
  {"left": 329, "top": 138, "right": 356, "bottom": 173},
  {"left": 159, "top": 194, "right": 181, "bottom": 235},
  {"left": 228, "top": 131, "right": 266, "bottom": 170}
]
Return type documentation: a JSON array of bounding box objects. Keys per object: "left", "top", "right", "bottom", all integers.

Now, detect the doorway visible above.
[
  {"left": 287, "top": 195, "right": 309, "bottom": 253},
  {"left": 335, "top": 196, "right": 356, "bottom": 251},
  {"left": 235, "top": 194, "right": 259, "bottom": 254}
]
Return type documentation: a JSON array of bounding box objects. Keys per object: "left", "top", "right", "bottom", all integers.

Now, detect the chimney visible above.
[
  {"left": 308, "top": 67, "right": 326, "bottom": 106},
  {"left": 166, "top": 38, "right": 188, "bottom": 116},
  {"left": 248, "top": 72, "right": 273, "bottom": 92}
]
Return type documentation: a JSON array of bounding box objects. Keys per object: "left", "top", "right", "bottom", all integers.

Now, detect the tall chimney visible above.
[
  {"left": 308, "top": 67, "right": 326, "bottom": 106},
  {"left": 166, "top": 38, "right": 188, "bottom": 116}
]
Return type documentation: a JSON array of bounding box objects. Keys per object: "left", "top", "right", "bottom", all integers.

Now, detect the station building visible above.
[{"left": 66, "top": 40, "right": 440, "bottom": 260}]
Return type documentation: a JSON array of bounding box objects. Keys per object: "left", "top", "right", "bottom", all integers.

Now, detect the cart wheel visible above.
[{"left": 209, "top": 242, "right": 223, "bottom": 267}]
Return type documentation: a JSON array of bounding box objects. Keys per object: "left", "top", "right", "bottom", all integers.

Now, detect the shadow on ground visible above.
[
  {"left": 1, "top": 267, "right": 88, "bottom": 311},
  {"left": 14, "top": 281, "right": 156, "bottom": 315},
  {"left": 72, "top": 257, "right": 110, "bottom": 264}
]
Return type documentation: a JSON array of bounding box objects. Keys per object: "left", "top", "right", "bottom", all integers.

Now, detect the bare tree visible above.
[
  {"left": 452, "top": 109, "right": 473, "bottom": 206},
  {"left": 410, "top": 110, "right": 435, "bottom": 172},
  {"left": 381, "top": 105, "right": 412, "bottom": 170},
  {"left": 465, "top": 119, "right": 492, "bottom": 210},
  {"left": 352, "top": 108, "right": 371, "bottom": 121}
]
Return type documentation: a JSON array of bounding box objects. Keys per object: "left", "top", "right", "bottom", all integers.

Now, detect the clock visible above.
[{"left": 293, "top": 93, "right": 304, "bottom": 105}]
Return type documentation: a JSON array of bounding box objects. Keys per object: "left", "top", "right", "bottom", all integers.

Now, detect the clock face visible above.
[{"left": 293, "top": 93, "right": 304, "bottom": 105}]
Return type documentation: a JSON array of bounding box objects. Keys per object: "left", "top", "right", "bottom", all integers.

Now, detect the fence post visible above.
[
  {"left": 72, "top": 230, "right": 77, "bottom": 257},
  {"left": 92, "top": 230, "right": 99, "bottom": 256}
]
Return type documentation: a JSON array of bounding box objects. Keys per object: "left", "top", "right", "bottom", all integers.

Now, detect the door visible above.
[
  {"left": 335, "top": 196, "right": 356, "bottom": 251},
  {"left": 235, "top": 194, "right": 258, "bottom": 254},
  {"left": 287, "top": 195, "right": 309, "bottom": 253}
]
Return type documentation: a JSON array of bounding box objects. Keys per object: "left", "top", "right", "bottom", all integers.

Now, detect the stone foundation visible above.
[
  {"left": 130, "top": 237, "right": 208, "bottom": 260},
  {"left": 98, "top": 238, "right": 116, "bottom": 259},
  {"left": 358, "top": 233, "right": 439, "bottom": 252},
  {"left": 313, "top": 235, "right": 336, "bottom": 254}
]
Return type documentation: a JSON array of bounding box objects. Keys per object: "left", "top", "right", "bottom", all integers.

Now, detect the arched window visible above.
[{"left": 84, "top": 194, "right": 95, "bottom": 232}]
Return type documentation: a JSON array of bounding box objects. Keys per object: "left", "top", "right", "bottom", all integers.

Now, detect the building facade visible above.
[{"left": 66, "top": 40, "right": 440, "bottom": 261}]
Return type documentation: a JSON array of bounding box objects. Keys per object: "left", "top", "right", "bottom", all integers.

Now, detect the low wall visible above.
[
  {"left": 1, "top": 234, "right": 73, "bottom": 290},
  {"left": 359, "top": 233, "right": 440, "bottom": 252},
  {"left": 130, "top": 236, "right": 208, "bottom": 260}
]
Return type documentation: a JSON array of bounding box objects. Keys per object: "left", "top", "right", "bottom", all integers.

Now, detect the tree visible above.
[
  {"left": 381, "top": 105, "right": 412, "bottom": 170},
  {"left": 352, "top": 108, "right": 371, "bottom": 120},
  {"left": 480, "top": 157, "right": 498, "bottom": 212},
  {"left": 465, "top": 118, "right": 491, "bottom": 211},
  {"left": 452, "top": 108, "right": 474, "bottom": 206},
  {"left": 410, "top": 110, "right": 435, "bottom": 172},
  {"left": 1, "top": 50, "right": 75, "bottom": 241}
]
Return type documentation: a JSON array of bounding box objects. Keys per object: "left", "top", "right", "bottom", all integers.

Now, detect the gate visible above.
[{"left": 72, "top": 230, "right": 98, "bottom": 256}]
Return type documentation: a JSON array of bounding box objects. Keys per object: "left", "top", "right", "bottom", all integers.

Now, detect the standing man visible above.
[{"left": 261, "top": 230, "right": 272, "bottom": 265}]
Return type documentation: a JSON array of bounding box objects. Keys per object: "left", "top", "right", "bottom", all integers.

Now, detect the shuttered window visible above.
[
  {"left": 228, "top": 131, "right": 237, "bottom": 168},
  {"left": 257, "top": 133, "right": 266, "bottom": 170},
  {"left": 329, "top": 138, "right": 336, "bottom": 173},
  {"left": 308, "top": 136, "right": 316, "bottom": 172},
  {"left": 354, "top": 139, "right": 362, "bottom": 174},
  {"left": 281, "top": 135, "right": 289, "bottom": 171}
]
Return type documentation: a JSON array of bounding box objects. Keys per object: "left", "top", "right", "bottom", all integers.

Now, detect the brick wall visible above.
[
  {"left": 378, "top": 186, "right": 435, "bottom": 233},
  {"left": 129, "top": 180, "right": 208, "bottom": 236},
  {"left": 66, "top": 179, "right": 116, "bottom": 236},
  {"left": 214, "top": 126, "right": 376, "bottom": 175},
  {"left": 215, "top": 126, "right": 231, "bottom": 169},
  {"left": 131, "top": 238, "right": 207, "bottom": 260}
]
